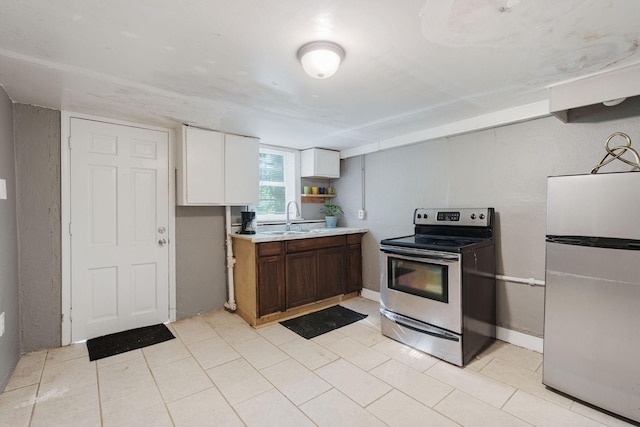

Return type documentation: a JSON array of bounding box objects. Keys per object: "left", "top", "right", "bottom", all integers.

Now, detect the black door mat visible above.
[
  {"left": 280, "top": 305, "right": 368, "bottom": 339},
  {"left": 86, "top": 323, "right": 175, "bottom": 361}
]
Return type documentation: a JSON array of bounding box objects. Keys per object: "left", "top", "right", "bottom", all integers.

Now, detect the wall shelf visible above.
[{"left": 301, "top": 194, "right": 336, "bottom": 203}]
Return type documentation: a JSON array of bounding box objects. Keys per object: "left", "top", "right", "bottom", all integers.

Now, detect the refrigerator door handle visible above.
[{"left": 546, "top": 235, "right": 640, "bottom": 250}]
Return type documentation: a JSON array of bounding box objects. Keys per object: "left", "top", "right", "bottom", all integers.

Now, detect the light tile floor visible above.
[{"left": 0, "top": 297, "right": 635, "bottom": 427}]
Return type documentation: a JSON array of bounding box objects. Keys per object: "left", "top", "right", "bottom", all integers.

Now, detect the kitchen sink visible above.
[
  {"left": 261, "top": 230, "right": 309, "bottom": 235},
  {"left": 260, "top": 228, "right": 338, "bottom": 236}
]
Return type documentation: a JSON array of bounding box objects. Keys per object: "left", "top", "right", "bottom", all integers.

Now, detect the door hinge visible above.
[
  {"left": 68, "top": 136, "right": 72, "bottom": 149},
  {"left": 69, "top": 222, "right": 72, "bottom": 235}
]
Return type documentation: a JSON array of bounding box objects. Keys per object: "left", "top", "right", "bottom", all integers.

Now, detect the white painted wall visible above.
[{"left": 334, "top": 99, "right": 640, "bottom": 337}]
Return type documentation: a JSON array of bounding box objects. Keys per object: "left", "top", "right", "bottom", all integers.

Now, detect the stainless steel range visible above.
[{"left": 380, "top": 208, "right": 496, "bottom": 366}]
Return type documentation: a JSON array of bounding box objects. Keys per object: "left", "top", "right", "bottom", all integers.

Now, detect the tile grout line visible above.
[
  {"left": 361, "top": 387, "right": 405, "bottom": 427},
  {"left": 367, "top": 354, "right": 458, "bottom": 415},
  {"left": 474, "top": 354, "right": 580, "bottom": 416},
  {"left": 94, "top": 359, "right": 104, "bottom": 427},
  {"left": 224, "top": 318, "right": 386, "bottom": 425},
  {"left": 433, "top": 353, "right": 535, "bottom": 423},
  {"left": 185, "top": 316, "right": 308, "bottom": 425},
  {"left": 176, "top": 321, "right": 249, "bottom": 426},
  {"left": 26, "top": 349, "right": 49, "bottom": 427},
  {"left": 255, "top": 340, "right": 330, "bottom": 408},
  {"left": 328, "top": 317, "right": 528, "bottom": 425},
  {"left": 140, "top": 338, "right": 179, "bottom": 427},
  {"left": 471, "top": 355, "right": 592, "bottom": 426},
  {"left": 297, "top": 387, "right": 337, "bottom": 426},
  {"left": 341, "top": 318, "right": 532, "bottom": 425},
  {"left": 473, "top": 353, "right": 513, "bottom": 411}
]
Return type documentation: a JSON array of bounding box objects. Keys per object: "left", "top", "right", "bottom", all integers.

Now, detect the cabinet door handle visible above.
[{"left": 158, "top": 238, "right": 167, "bottom": 246}]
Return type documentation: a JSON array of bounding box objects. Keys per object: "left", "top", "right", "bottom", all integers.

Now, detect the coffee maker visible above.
[{"left": 239, "top": 211, "right": 257, "bottom": 234}]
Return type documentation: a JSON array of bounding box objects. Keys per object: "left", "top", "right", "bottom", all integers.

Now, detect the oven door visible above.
[{"left": 380, "top": 245, "right": 461, "bottom": 333}]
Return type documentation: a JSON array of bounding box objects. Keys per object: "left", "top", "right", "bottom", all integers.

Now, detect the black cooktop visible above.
[
  {"left": 380, "top": 234, "right": 492, "bottom": 253},
  {"left": 381, "top": 208, "right": 495, "bottom": 253}
]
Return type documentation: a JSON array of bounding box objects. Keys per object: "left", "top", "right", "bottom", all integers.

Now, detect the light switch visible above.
[{"left": 0, "top": 179, "right": 6, "bottom": 200}]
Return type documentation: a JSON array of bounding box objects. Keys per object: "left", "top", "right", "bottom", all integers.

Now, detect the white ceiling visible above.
[{"left": 1, "top": 0, "right": 639, "bottom": 152}]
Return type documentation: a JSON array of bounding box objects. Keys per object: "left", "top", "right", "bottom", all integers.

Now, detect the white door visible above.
[{"left": 70, "top": 118, "right": 170, "bottom": 341}]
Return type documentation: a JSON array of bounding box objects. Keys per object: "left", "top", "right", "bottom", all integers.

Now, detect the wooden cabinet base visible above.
[
  {"left": 236, "top": 291, "right": 360, "bottom": 328},
  {"left": 232, "top": 233, "right": 364, "bottom": 329}
]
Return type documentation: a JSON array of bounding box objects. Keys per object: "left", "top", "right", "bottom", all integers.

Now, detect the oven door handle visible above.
[
  {"left": 380, "top": 245, "right": 459, "bottom": 262},
  {"left": 380, "top": 309, "right": 460, "bottom": 342}
]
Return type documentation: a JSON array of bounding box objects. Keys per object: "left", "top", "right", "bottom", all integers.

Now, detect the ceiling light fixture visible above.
[
  {"left": 297, "top": 41, "right": 345, "bottom": 79},
  {"left": 602, "top": 97, "right": 627, "bottom": 107}
]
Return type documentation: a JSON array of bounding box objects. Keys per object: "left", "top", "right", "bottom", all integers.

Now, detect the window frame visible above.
[{"left": 257, "top": 145, "right": 300, "bottom": 223}]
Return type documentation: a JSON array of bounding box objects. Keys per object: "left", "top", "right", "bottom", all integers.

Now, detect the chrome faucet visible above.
[{"left": 286, "top": 201, "right": 300, "bottom": 231}]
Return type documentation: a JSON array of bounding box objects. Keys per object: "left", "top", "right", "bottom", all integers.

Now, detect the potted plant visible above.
[{"left": 320, "top": 203, "right": 344, "bottom": 228}]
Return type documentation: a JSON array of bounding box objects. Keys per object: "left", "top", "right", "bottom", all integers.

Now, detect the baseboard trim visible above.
[
  {"left": 495, "top": 326, "right": 543, "bottom": 353},
  {"left": 360, "top": 288, "right": 380, "bottom": 302},
  {"left": 359, "top": 288, "right": 544, "bottom": 353}
]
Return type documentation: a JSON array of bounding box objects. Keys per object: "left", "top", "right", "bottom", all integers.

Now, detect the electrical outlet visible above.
[
  {"left": 0, "top": 312, "right": 4, "bottom": 337},
  {"left": 358, "top": 209, "right": 366, "bottom": 220}
]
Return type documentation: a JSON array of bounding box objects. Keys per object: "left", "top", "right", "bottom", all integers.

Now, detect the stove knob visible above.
[
  {"left": 417, "top": 214, "right": 422, "bottom": 219},
  {"left": 479, "top": 213, "right": 485, "bottom": 220},
  {"left": 470, "top": 214, "right": 476, "bottom": 219}
]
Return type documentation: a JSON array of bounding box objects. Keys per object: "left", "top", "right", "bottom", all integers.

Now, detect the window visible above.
[{"left": 257, "top": 146, "right": 298, "bottom": 221}]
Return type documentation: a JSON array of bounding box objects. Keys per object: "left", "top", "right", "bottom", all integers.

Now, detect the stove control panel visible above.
[{"left": 414, "top": 208, "right": 493, "bottom": 227}]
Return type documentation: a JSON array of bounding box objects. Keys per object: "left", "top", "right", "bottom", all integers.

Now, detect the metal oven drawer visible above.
[{"left": 380, "top": 308, "right": 463, "bottom": 366}]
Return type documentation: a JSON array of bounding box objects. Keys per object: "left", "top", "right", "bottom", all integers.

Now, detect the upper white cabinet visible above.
[
  {"left": 224, "top": 133, "right": 259, "bottom": 205},
  {"left": 178, "top": 126, "right": 224, "bottom": 205},
  {"left": 177, "top": 125, "right": 259, "bottom": 206},
  {"left": 300, "top": 148, "right": 340, "bottom": 178}
]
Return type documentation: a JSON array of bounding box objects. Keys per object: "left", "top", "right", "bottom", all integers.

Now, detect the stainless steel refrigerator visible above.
[{"left": 544, "top": 172, "right": 640, "bottom": 423}]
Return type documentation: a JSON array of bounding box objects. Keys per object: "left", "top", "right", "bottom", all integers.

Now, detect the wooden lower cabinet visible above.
[
  {"left": 233, "top": 233, "right": 364, "bottom": 326},
  {"left": 285, "top": 251, "right": 318, "bottom": 308},
  {"left": 346, "top": 233, "right": 363, "bottom": 293},
  {"left": 286, "top": 235, "right": 346, "bottom": 306},
  {"left": 286, "top": 245, "right": 345, "bottom": 308},
  {"left": 257, "top": 254, "right": 285, "bottom": 316},
  {"left": 317, "top": 247, "right": 345, "bottom": 300}
]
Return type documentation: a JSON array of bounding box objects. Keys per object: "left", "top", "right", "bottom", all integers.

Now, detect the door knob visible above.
[{"left": 158, "top": 238, "right": 167, "bottom": 246}]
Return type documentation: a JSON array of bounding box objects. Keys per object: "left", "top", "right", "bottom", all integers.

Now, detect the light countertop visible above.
[{"left": 231, "top": 227, "right": 368, "bottom": 243}]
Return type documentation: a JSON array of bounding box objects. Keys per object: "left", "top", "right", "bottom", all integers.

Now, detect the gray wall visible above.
[
  {"left": 334, "top": 100, "right": 640, "bottom": 338},
  {"left": 0, "top": 87, "right": 20, "bottom": 390},
  {"left": 13, "top": 105, "right": 62, "bottom": 352},
  {"left": 175, "top": 206, "right": 228, "bottom": 318}
]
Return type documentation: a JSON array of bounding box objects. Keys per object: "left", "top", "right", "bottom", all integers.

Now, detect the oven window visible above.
[{"left": 388, "top": 258, "right": 448, "bottom": 303}]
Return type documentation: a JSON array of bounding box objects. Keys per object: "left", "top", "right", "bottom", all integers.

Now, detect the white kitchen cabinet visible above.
[
  {"left": 300, "top": 148, "right": 340, "bottom": 178},
  {"left": 224, "top": 133, "right": 259, "bottom": 205},
  {"left": 177, "top": 125, "right": 259, "bottom": 205}
]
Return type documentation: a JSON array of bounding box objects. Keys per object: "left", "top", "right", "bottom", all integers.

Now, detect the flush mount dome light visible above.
[
  {"left": 602, "top": 97, "right": 627, "bottom": 107},
  {"left": 297, "top": 41, "right": 345, "bottom": 79}
]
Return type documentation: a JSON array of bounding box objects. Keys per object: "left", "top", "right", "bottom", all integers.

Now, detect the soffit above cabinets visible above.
[{"left": 549, "top": 63, "right": 640, "bottom": 122}]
